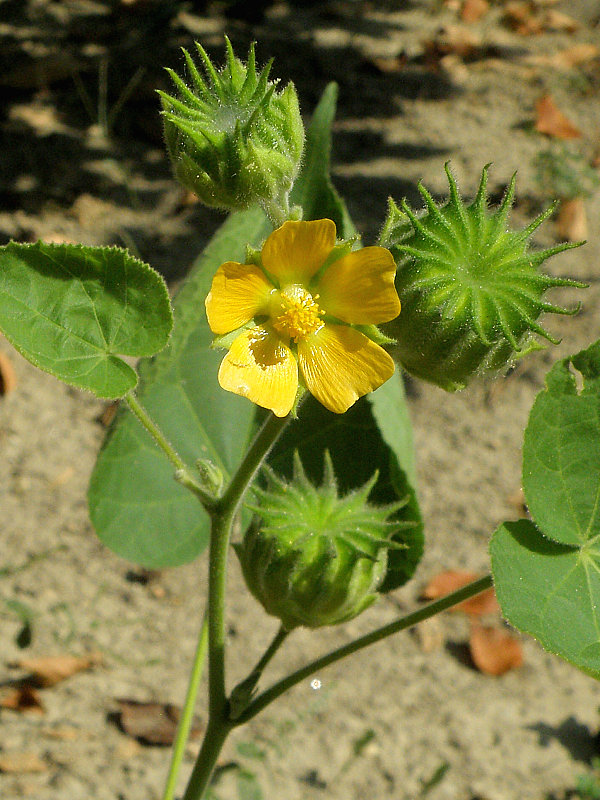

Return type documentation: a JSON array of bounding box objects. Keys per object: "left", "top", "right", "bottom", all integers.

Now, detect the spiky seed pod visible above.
[
  {"left": 234, "top": 454, "right": 405, "bottom": 630},
  {"left": 159, "top": 38, "right": 304, "bottom": 212},
  {"left": 380, "top": 164, "right": 586, "bottom": 391}
]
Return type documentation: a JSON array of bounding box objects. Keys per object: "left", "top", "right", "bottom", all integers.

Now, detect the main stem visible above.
[{"left": 182, "top": 412, "right": 290, "bottom": 800}]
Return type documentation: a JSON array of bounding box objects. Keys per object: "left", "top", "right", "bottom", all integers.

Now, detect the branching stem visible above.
[{"left": 234, "top": 575, "right": 494, "bottom": 725}]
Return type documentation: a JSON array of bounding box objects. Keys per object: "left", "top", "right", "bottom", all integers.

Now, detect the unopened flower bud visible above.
[
  {"left": 235, "top": 453, "right": 405, "bottom": 630},
  {"left": 159, "top": 38, "right": 304, "bottom": 213},
  {"left": 381, "top": 164, "right": 586, "bottom": 391}
]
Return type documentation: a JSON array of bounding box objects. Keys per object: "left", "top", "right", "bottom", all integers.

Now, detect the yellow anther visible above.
[{"left": 270, "top": 285, "right": 324, "bottom": 343}]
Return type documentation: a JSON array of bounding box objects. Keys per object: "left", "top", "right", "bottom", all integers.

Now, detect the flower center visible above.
[{"left": 270, "top": 284, "right": 323, "bottom": 343}]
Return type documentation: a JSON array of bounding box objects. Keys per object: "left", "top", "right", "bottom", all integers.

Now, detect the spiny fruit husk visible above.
[
  {"left": 235, "top": 453, "right": 406, "bottom": 630},
  {"left": 380, "top": 164, "right": 586, "bottom": 391},
  {"left": 159, "top": 37, "right": 304, "bottom": 211}
]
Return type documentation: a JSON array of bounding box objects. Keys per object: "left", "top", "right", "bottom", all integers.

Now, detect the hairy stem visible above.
[
  {"left": 181, "top": 716, "right": 232, "bottom": 800},
  {"left": 229, "top": 625, "right": 289, "bottom": 720},
  {"left": 234, "top": 575, "right": 494, "bottom": 725},
  {"left": 125, "top": 393, "right": 216, "bottom": 506}
]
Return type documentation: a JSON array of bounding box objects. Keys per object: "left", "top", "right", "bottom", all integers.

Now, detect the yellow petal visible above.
[
  {"left": 261, "top": 219, "right": 336, "bottom": 286},
  {"left": 205, "top": 261, "right": 273, "bottom": 335},
  {"left": 298, "top": 324, "right": 395, "bottom": 414},
  {"left": 317, "top": 247, "right": 400, "bottom": 324},
  {"left": 218, "top": 326, "right": 298, "bottom": 417}
]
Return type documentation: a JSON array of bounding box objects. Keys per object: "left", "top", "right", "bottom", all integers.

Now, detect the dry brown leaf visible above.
[
  {"left": 422, "top": 570, "right": 499, "bottom": 615},
  {"left": 461, "top": 0, "right": 489, "bottom": 23},
  {"left": 0, "top": 685, "right": 44, "bottom": 714},
  {"left": 0, "top": 752, "right": 47, "bottom": 774},
  {"left": 427, "top": 25, "right": 482, "bottom": 59},
  {"left": 41, "top": 725, "right": 80, "bottom": 740},
  {"left": 368, "top": 56, "right": 403, "bottom": 74},
  {"left": 0, "top": 351, "right": 17, "bottom": 395},
  {"left": 535, "top": 95, "right": 582, "bottom": 139},
  {"left": 98, "top": 400, "right": 120, "bottom": 427},
  {"left": 555, "top": 44, "right": 600, "bottom": 68},
  {"left": 541, "top": 9, "right": 579, "bottom": 32},
  {"left": 503, "top": 2, "right": 544, "bottom": 35},
  {"left": 555, "top": 197, "right": 587, "bottom": 241},
  {"left": 422, "top": 570, "right": 479, "bottom": 599},
  {"left": 115, "top": 699, "right": 203, "bottom": 746},
  {"left": 469, "top": 622, "right": 523, "bottom": 675},
  {"left": 526, "top": 44, "right": 600, "bottom": 71},
  {"left": 10, "top": 653, "right": 102, "bottom": 687},
  {"left": 47, "top": 466, "right": 74, "bottom": 489}
]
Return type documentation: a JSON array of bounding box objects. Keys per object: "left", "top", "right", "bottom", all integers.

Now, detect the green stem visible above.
[
  {"left": 206, "top": 412, "right": 290, "bottom": 719},
  {"left": 229, "top": 625, "right": 289, "bottom": 721},
  {"left": 181, "top": 716, "right": 232, "bottom": 800},
  {"left": 182, "top": 411, "right": 290, "bottom": 800},
  {"left": 125, "top": 393, "right": 186, "bottom": 471},
  {"left": 234, "top": 575, "right": 493, "bottom": 725},
  {"left": 125, "top": 393, "right": 216, "bottom": 507},
  {"left": 248, "top": 624, "right": 289, "bottom": 679},
  {"left": 261, "top": 193, "right": 291, "bottom": 228},
  {"left": 163, "top": 614, "right": 209, "bottom": 800}
]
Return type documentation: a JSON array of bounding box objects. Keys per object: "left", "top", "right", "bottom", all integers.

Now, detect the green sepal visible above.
[
  {"left": 378, "top": 197, "right": 412, "bottom": 248},
  {"left": 210, "top": 321, "right": 256, "bottom": 351},
  {"left": 354, "top": 324, "right": 396, "bottom": 347}
]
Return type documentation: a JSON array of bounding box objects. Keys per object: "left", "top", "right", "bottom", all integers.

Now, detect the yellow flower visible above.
[{"left": 205, "top": 219, "right": 401, "bottom": 417}]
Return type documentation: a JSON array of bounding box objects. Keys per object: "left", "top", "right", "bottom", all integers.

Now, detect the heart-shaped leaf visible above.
[
  {"left": 491, "top": 340, "right": 600, "bottom": 677},
  {"left": 0, "top": 242, "right": 172, "bottom": 398}
]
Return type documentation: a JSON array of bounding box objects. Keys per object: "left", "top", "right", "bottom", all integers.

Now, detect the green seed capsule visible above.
[
  {"left": 235, "top": 454, "right": 405, "bottom": 630},
  {"left": 381, "top": 164, "right": 586, "bottom": 391}
]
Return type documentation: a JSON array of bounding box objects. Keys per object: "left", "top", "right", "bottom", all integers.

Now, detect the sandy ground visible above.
[{"left": 1, "top": 1, "right": 600, "bottom": 798}]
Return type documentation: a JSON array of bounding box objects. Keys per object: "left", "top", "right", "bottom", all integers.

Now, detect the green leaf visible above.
[
  {"left": 268, "top": 371, "right": 423, "bottom": 592},
  {"left": 490, "top": 519, "right": 600, "bottom": 678},
  {"left": 523, "top": 339, "right": 600, "bottom": 547},
  {"left": 0, "top": 242, "right": 172, "bottom": 398},
  {"left": 491, "top": 339, "right": 600, "bottom": 677},
  {"left": 88, "top": 208, "right": 270, "bottom": 567},
  {"left": 291, "top": 82, "right": 355, "bottom": 237},
  {"left": 371, "top": 373, "right": 423, "bottom": 592}
]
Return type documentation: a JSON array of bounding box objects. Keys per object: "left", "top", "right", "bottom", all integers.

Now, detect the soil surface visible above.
[{"left": 1, "top": 2, "right": 600, "bottom": 799}]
